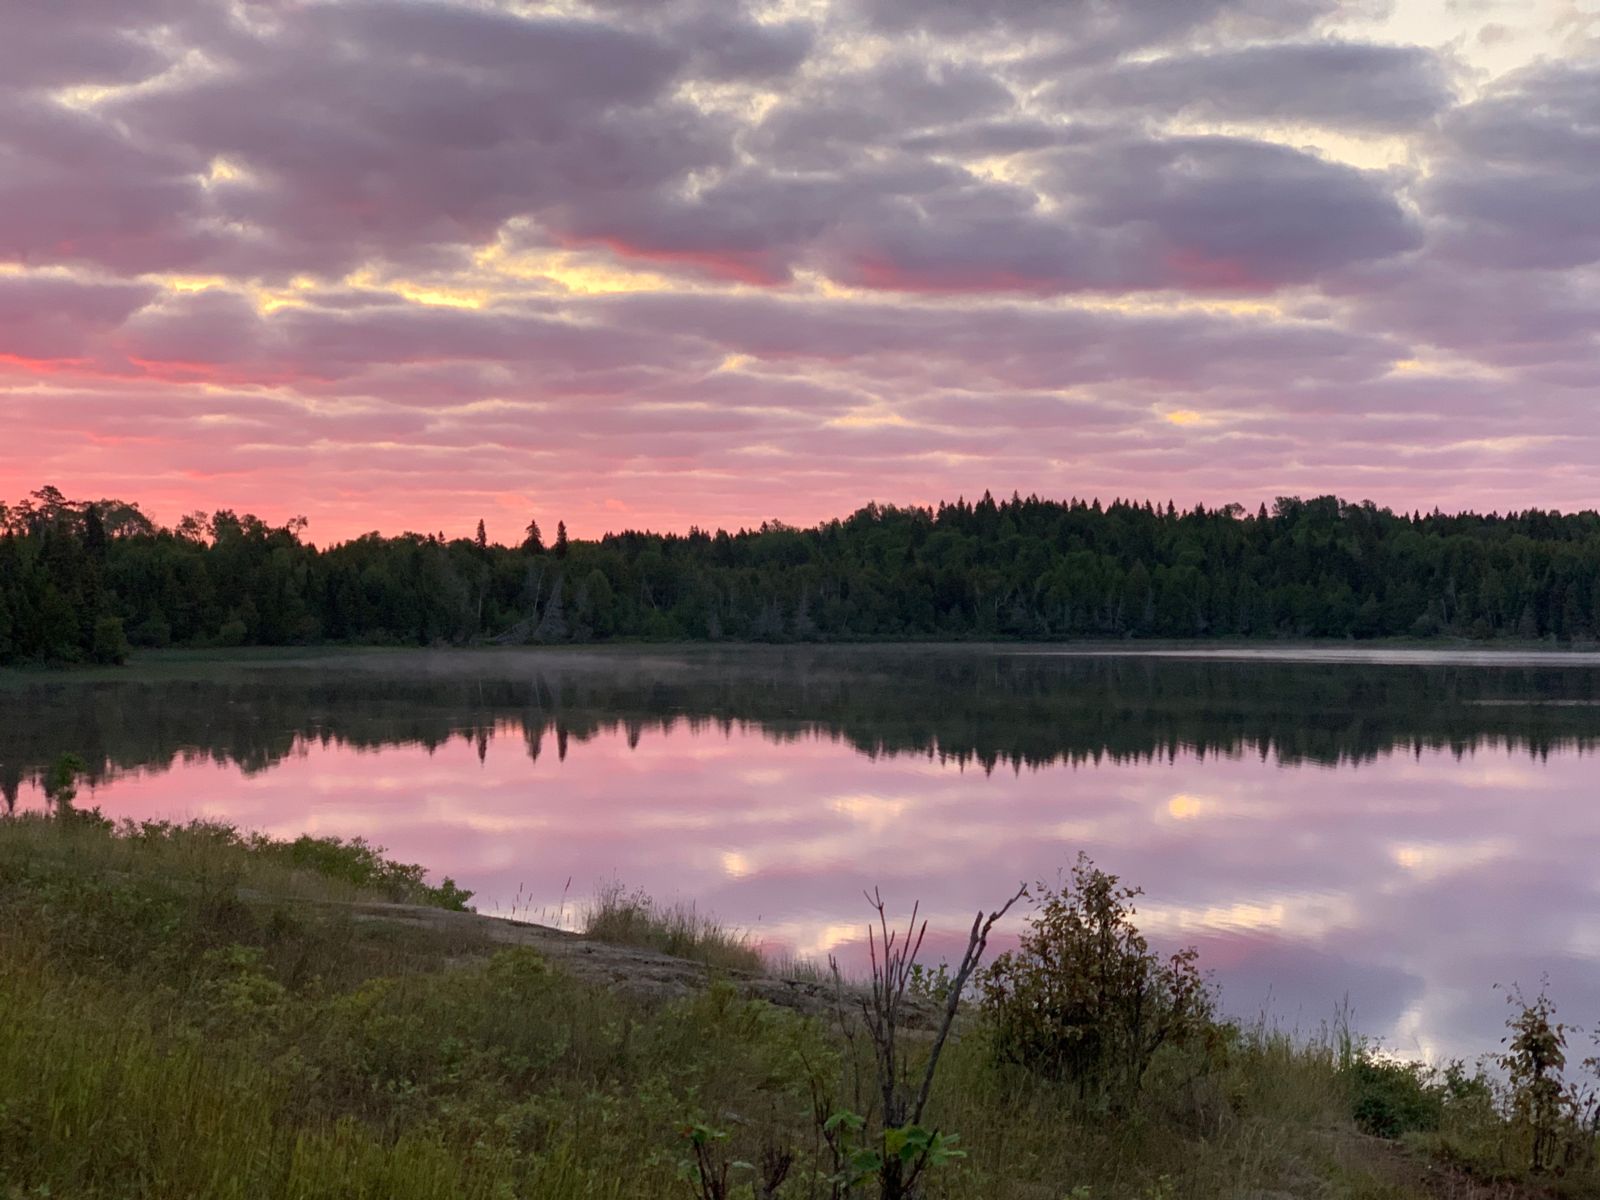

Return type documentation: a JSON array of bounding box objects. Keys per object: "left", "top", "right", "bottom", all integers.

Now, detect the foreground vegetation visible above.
[
  {"left": 4, "top": 812, "right": 1600, "bottom": 1198},
  {"left": 10, "top": 483, "right": 1600, "bottom": 665},
  {"left": 581, "top": 879, "right": 767, "bottom": 974}
]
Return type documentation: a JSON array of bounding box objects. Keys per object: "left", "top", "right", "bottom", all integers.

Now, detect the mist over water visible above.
[{"left": 5, "top": 644, "right": 1599, "bottom": 1062}]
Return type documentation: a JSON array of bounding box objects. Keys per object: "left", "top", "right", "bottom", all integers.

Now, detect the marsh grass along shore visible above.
[{"left": 5, "top": 811, "right": 1599, "bottom": 1199}]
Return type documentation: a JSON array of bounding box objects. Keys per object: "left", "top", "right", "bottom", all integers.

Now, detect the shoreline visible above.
[{"left": 5, "top": 634, "right": 1600, "bottom": 684}]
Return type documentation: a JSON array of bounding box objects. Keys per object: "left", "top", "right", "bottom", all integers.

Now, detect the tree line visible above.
[{"left": 5, "top": 484, "right": 1600, "bottom": 664}]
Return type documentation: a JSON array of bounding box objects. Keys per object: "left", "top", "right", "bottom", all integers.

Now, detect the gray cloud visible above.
[
  {"left": 1424, "top": 61, "right": 1600, "bottom": 271},
  {"left": 855, "top": 0, "right": 1339, "bottom": 53},
  {"left": 0, "top": 275, "right": 157, "bottom": 359},
  {"left": 753, "top": 56, "right": 1018, "bottom": 167},
  {"left": 0, "top": 0, "right": 192, "bottom": 89},
  {"left": 1049, "top": 40, "right": 1456, "bottom": 130}
]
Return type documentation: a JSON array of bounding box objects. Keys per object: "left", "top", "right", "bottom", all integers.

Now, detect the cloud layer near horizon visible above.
[{"left": 2, "top": 0, "right": 1597, "bottom": 541}]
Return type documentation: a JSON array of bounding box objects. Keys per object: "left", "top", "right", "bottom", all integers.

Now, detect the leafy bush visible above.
[
  {"left": 90, "top": 615, "right": 130, "bottom": 664},
  {"left": 1346, "top": 1052, "right": 1445, "bottom": 1138},
  {"left": 981, "top": 853, "right": 1213, "bottom": 1107},
  {"left": 271, "top": 832, "right": 474, "bottom": 909},
  {"left": 42, "top": 752, "right": 86, "bottom": 809},
  {"left": 1498, "top": 984, "right": 1586, "bottom": 1173}
]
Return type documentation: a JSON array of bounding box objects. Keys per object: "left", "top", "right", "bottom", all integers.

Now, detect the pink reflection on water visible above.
[{"left": 31, "top": 723, "right": 1600, "bottom": 1062}]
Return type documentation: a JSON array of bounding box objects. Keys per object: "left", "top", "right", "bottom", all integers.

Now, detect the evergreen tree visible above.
[{"left": 7, "top": 484, "right": 1600, "bottom": 662}]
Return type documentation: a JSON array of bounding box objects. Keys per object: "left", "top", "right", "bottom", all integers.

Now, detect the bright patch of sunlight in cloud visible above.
[
  {"left": 1166, "top": 793, "right": 1210, "bottom": 820},
  {"left": 202, "top": 157, "right": 249, "bottom": 187},
  {"left": 162, "top": 275, "right": 233, "bottom": 293},
  {"left": 474, "top": 244, "right": 678, "bottom": 295},
  {"left": 830, "top": 408, "right": 914, "bottom": 429},
  {"left": 831, "top": 792, "right": 911, "bottom": 831},
  {"left": 1390, "top": 839, "right": 1509, "bottom": 879}
]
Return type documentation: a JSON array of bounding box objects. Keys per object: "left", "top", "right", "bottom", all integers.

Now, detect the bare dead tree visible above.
[{"left": 828, "top": 883, "right": 1027, "bottom": 1199}]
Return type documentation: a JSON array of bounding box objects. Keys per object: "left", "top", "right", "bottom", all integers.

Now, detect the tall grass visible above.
[
  {"left": 580, "top": 878, "right": 766, "bottom": 973},
  {"left": 0, "top": 961, "right": 507, "bottom": 1200}
]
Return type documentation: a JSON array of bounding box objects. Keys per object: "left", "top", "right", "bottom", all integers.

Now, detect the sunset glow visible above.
[{"left": 3, "top": 0, "right": 1597, "bottom": 541}]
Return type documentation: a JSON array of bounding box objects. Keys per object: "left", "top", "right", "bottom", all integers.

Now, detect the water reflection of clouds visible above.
[{"left": 36, "top": 725, "right": 1600, "bottom": 1063}]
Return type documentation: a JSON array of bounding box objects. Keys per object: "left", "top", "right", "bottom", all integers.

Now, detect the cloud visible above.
[
  {"left": 0, "top": 274, "right": 157, "bottom": 360},
  {"left": 115, "top": 288, "right": 717, "bottom": 387},
  {"left": 0, "top": 0, "right": 185, "bottom": 89},
  {"left": 0, "top": 95, "right": 220, "bottom": 274},
  {"left": 1050, "top": 40, "right": 1457, "bottom": 130},
  {"left": 818, "top": 133, "right": 1419, "bottom": 294},
  {"left": 1332, "top": 258, "right": 1600, "bottom": 386},
  {"left": 854, "top": 0, "right": 1339, "bottom": 51},
  {"left": 1424, "top": 60, "right": 1600, "bottom": 270},
  {"left": 571, "top": 128, "right": 1418, "bottom": 295},
  {"left": 6, "top": 1, "right": 734, "bottom": 280},
  {"left": 597, "top": 291, "right": 1398, "bottom": 392}
]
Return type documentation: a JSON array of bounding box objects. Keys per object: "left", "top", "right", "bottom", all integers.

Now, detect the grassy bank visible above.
[{"left": 2, "top": 815, "right": 1594, "bottom": 1199}]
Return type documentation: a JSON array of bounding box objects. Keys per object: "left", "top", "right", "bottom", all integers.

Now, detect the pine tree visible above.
[
  {"left": 475, "top": 519, "right": 488, "bottom": 550},
  {"left": 554, "top": 521, "right": 569, "bottom": 558},
  {"left": 83, "top": 505, "right": 108, "bottom": 558},
  {"left": 522, "top": 518, "right": 544, "bottom": 554}
]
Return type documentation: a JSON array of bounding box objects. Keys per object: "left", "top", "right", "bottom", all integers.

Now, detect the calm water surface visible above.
[{"left": 6, "top": 644, "right": 1600, "bottom": 1062}]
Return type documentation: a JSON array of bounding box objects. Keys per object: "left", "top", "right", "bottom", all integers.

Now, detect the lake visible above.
[{"left": 5, "top": 643, "right": 1600, "bottom": 1064}]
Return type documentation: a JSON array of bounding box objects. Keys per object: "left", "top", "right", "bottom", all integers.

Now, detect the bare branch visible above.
[{"left": 910, "top": 882, "right": 1029, "bottom": 1126}]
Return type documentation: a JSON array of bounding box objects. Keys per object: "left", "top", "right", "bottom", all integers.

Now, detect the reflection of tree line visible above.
[{"left": 5, "top": 654, "right": 1600, "bottom": 810}]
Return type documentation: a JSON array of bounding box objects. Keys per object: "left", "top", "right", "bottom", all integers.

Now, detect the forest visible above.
[{"left": 5, "top": 483, "right": 1600, "bottom": 664}]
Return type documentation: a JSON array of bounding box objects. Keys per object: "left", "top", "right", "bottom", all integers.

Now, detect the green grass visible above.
[
  {"left": 1, "top": 813, "right": 1587, "bottom": 1199},
  {"left": 1, "top": 810, "right": 473, "bottom": 910}
]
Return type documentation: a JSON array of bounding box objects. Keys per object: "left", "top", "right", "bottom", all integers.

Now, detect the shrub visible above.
[
  {"left": 271, "top": 832, "right": 474, "bottom": 910},
  {"left": 90, "top": 615, "right": 130, "bottom": 664},
  {"left": 42, "top": 752, "right": 86, "bottom": 809},
  {"left": 1499, "top": 984, "right": 1583, "bottom": 1173},
  {"left": 129, "top": 614, "right": 173, "bottom": 647},
  {"left": 2, "top": 813, "right": 471, "bottom": 913},
  {"left": 981, "top": 853, "right": 1212, "bottom": 1107},
  {"left": 1346, "top": 1052, "right": 1444, "bottom": 1139}
]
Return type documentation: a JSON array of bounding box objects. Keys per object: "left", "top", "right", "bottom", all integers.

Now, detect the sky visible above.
[{"left": 2, "top": 0, "right": 1598, "bottom": 543}]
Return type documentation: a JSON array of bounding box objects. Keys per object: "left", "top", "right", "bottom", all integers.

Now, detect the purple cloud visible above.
[{"left": 1050, "top": 40, "right": 1457, "bottom": 130}]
